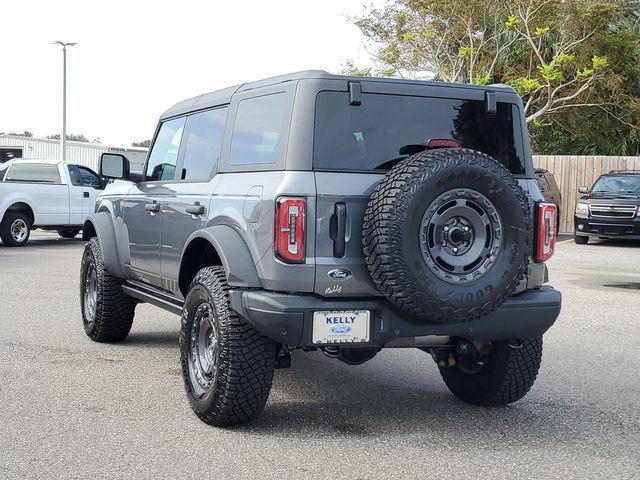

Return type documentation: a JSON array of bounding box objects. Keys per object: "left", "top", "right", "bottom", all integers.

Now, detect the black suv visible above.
[{"left": 574, "top": 170, "right": 640, "bottom": 244}]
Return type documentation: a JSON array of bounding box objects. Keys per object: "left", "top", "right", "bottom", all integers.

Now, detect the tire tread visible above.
[
  {"left": 80, "top": 237, "right": 135, "bottom": 342},
  {"left": 179, "top": 266, "right": 276, "bottom": 426},
  {"left": 440, "top": 337, "right": 543, "bottom": 406}
]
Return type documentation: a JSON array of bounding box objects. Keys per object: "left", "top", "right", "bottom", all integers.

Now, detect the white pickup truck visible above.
[{"left": 0, "top": 159, "right": 103, "bottom": 246}]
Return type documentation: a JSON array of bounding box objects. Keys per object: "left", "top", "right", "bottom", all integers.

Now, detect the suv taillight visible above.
[
  {"left": 535, "top": 203, "right": 557, "bottom": 262},
  {"left": 275, "top": 197, "right": 306, "bottom": 264}
]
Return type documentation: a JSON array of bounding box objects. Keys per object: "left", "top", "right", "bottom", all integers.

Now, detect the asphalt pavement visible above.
[{"left": 0, "top": 231, "right": 639, "bottom": 479}]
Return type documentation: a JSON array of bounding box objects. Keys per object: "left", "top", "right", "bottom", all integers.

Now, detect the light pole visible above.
[{"left": 53, "top": 41, "right": 76, "bottom": 161}]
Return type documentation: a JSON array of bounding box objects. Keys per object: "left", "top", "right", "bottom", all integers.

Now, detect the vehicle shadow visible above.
[
  {"left": 239, "top": 351, "right": 609, "bottom": 448},
  {"left": 589, "top": 238, "right": 640, "bottom": 248},
  {"left": 123, "top": 330, "right": 177, "bottom": 349},
  {"left": 0, "top": 237, "right": 85, "bottom": 248}
]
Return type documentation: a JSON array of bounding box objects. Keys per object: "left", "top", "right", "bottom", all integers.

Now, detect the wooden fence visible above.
[{"left": 532, "top": 155, "right": 640, "bottom": 233}]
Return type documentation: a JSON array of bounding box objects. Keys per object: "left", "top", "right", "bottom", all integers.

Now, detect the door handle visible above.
[
  {"left": 186, "top": 202, "right": 205, "bottom": 215},
  {"left": 330, "top": 202, "right": 347, "bottom": 258},
  {"left": 144, "top": 202, "right": 160, "bottom": 213},
  {"left": 83, "top": 191, "right": 90, "bottom": 198}
]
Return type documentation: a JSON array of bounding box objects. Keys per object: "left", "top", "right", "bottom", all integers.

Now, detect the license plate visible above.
[{"left": 312, "top": 310, "right": 370, "bottom": 344}]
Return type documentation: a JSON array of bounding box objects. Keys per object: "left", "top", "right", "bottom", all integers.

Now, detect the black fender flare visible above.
[
  {"left": 182, "top": 225, "right": 262, "bottom": 288},
  {"left": 82, "top": 212, "right": 125, "bottom": 278}
]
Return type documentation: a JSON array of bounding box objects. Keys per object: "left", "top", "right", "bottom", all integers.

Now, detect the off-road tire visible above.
[
  {"left": 179, "top": 266, "right": 276, "bottom": 426},
  {"left": 0, "top": 211, "right": 31, "bottom": 247},
  {"left": 58, "top": 227, "right": 81, "bottom": 239},
  {"left": 80, "top": 237, "right": 136, "bottom": 342},
  {"left": 362, "top": 148, "right": 531, "bottom": 324},
  {"left": 574, "top": 234, "right": 589, "bottom": 245},
  {"left": 440, "top": 337, "right": 543, "bottom": 406}
]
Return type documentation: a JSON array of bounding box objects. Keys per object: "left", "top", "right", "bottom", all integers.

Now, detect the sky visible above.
[{"left": 1, "top": 0, "right": 379, "bottom": 146}]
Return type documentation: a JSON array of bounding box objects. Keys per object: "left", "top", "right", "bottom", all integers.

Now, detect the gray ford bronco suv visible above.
[{"left": 80, "top": 71, "right": 561, "bottom": 426}]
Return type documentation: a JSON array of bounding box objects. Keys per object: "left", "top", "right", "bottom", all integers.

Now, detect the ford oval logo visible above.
[
  {"left": 330, "top": 325, "right": 352, "bottom": 334},
  {"left": 327, "top": 268, "right": 352, "bottom": 280}
]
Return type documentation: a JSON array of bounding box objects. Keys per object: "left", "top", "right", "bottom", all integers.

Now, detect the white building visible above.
[{"left": 0, "top": 135, "right": 148, "bottom": 172}]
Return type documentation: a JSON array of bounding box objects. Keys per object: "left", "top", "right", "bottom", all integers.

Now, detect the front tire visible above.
[
  {"left": 179, "top": 266, "right": 276, "bottom": 426},
  {"left": 0, "top": 211, "right": 31, "bottom": 247},
  {"left": 80, "top": 237, "right": 136, "bottom": 342},
  {"left": 439, "top": 337, "right": 543, "bottom": 406},
  {"left": 574, "top": 234, "right": 589, "bottom": 244}
]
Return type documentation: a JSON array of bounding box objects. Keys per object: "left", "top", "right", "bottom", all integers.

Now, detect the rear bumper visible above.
[
  {"left": 574, "top": 215, "right": 640, "bottom": 239},
  {"left": 229, "top": 287, "right": 562, "bottom": 347}
]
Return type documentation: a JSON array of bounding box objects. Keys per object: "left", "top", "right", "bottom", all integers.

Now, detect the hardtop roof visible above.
[{"left": 160, "top": 70, "right": 517, "bottom": 120}]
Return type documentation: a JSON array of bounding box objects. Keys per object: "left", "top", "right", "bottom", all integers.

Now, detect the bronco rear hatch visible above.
[{"left": 312, "top": 89, "right": 529, "bottom": 297}]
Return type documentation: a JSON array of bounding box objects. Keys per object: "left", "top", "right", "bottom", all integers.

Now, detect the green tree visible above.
[
  {"left": 46, "top": 133, "right": 93, "bottom": 143},
  {"left": 6, "top": 131, "right": 33, "bottom": 137},
  {"left": 349, "top": 0, "right": 640, "bottom": 154},
  {"left": 532, "top": 1, "right": 640, "bottom": 154},
  {"left": 132, "top": 139, "right": 151, "bottom": 148}
]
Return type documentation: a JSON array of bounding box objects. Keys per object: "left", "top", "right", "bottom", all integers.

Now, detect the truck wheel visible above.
[
  {"left": 439, "top": 337, "right": 542, "bottom": 406},
  {"left": 363, "top": 148, "right": 531, "bottom": 323},
  {"left": 574, "top": 234, "right": 588, "bottom": 245},
  {"left": 0, "top": 211, "right": 31, "bottom": 247},
  {"left": 179, "top": 266, "right": 276, "bottom": 426},
  {"left": 80, "top": 237, "right": 136, "bottom": 342},
  {"left": 57, "top": 227, "right": 81, "bottom": 239}
]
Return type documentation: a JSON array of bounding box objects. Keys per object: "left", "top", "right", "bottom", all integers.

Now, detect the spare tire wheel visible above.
[{"left": 362, "top": 148, "right": 531, "bottom": 324}]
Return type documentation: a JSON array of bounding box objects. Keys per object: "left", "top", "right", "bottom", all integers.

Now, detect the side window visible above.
[
  {"left": 5, "top": 163, "right": 62, "bottom": 183},
  {"left": 229, "top": 93, "right": 286, "bottom": 166},
  {"left": 181, "top": 107, "right": 227, "bottom": 181},
  {"left": 145, "top": 117, "right": 185, "bottom": 181},
  {"left": 78, "top": 166, "right": 102, "bottom": 189},
  {"left": 68, "top": 165, "right": 81, "bottom": 186}
]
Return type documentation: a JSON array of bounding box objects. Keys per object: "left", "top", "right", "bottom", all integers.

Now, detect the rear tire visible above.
[
  {"left": 80, "top": 237, "right": 136, "bottom": 342},
  {"left": 439, "top": 337, "right": 543, "bottom": 406},
  {"left": 179, "top": 266, "right": 276, "bottom": 426},
  {"left": 574, "top": 234, "right": 589, "bottom": 245},
  {"left": 58, "top": 227, "right": 81, "bottom": 239},
  {"left": 0, "top": 211, "right": 31, "bottom": 247}
]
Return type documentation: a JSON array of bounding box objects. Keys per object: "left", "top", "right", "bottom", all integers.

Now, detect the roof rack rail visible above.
[{"left": 608, "top": 169, "right": 640, "bottom": 174}]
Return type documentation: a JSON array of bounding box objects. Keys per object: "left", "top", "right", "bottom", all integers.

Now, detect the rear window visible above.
[
  {"left": 5, "top": 163, "right": 62, "bottom": 183},
  {"left": 314, "top": 92, "right": 526, "bottom": 174}
]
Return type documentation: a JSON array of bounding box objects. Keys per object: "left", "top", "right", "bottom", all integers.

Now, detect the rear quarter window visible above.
[
  {"left": 229, "top": 93, "right": 287, "bottom": 166},
  {"left": 313, "top": 92, "right": 526, "bottom": 175}
]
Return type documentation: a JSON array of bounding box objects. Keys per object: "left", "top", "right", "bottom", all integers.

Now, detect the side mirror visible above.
[
  {"left": 100, "top": 153, "right": 131, "bottom": 180},
  {"left": 578, "top": 186, "right": 589, "bottom": 194}
]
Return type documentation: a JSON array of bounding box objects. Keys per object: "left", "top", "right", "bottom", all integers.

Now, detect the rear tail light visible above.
[
  {"left": 535, "top": 203, "right": 557, "bottom": 262},
  {"left": 275, "top": 197, "right": 306, "bottom": 263}
]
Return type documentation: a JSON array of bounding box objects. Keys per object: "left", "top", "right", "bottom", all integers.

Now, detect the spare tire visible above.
[{"left": 362, "top": 148, "right": 531, "bottom": 324}]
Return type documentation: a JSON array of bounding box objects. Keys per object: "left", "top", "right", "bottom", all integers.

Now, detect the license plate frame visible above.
[{"left": 312, "top": 310, "right": 370, "bottom": 345}]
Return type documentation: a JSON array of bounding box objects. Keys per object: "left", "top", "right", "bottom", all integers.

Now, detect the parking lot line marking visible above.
[{"left": 556, "top": 238, "right": 574, "bottom": 244}]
